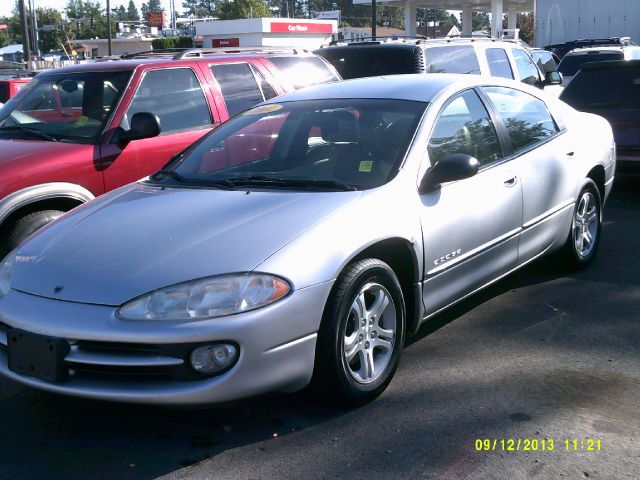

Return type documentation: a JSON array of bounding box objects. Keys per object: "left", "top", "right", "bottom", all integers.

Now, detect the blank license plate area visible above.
[{"left": 7, "top": 329, "right": 69, "bottom": 383}]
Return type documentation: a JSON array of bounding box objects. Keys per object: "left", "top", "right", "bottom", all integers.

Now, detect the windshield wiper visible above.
[
  {"left": 151, "top": 169, "right": 187, "bottom": 182},
  {"left": 151, "top": 169, "right": 236, "bottom": 190},
  {"left": 0, "top": 125, "right": 59, "bottom": 142},
  {"left": 219, "top": 175, "right": 358, "bottom": 191}
]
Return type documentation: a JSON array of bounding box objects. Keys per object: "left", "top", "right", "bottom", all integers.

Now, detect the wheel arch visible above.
[
  {"left": 586, "top": 165, "right": 606, "bottom": 203},
  {"left": 0, "top": 182, "right": 94, "bottom": 227},
  {"left": 348, "top": 237, "right": 423, "bottom": 339}
]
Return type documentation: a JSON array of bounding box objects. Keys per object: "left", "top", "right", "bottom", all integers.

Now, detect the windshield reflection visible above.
[{"left": 153, "top": 98, "right": 426, "bottom": 191}]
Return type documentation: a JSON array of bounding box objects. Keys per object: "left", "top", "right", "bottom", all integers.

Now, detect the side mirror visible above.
[
  {"left": 543, "top": 71, "right": 563, "bottom": 86},
  {"left": 420, "top": 153, "right": 480, "bottom": 192},
  {"left": 116, "top": 112, "right": 161, "bottom": 144}
]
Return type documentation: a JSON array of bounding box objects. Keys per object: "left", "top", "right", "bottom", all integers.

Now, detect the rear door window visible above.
[
  {"left": 483, "top": 86, "right": 559, "bottom": 153},
  {"left": 485, "top": 48, "right": 514, "bottom": 79},
  {"left": 211, "top": 63, "right": 272, "bottom": 117},
  {"left": 424, "top": 46, "right": 481, "bottom": 74}
]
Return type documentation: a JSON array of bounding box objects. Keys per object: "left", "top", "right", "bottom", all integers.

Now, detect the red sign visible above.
[
  {"left": 146, "top": 12, "right": 167, "bottom": 28},
  {"left": 212, "top": 38, "right": 240, "bottom": 48},
  {"left": 270, "top": 21, "right": 333, "bottom": 34}
]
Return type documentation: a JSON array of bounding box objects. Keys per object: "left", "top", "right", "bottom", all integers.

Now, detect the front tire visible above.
[
  {"left": 0, "top": 209, "right": 65, "bottom": 259},
  {"left": 312, "top": 258, "right": 405, "bottom": 406},
  {"left": 559, "top": 181, "right": 602, "bottom": 270}
]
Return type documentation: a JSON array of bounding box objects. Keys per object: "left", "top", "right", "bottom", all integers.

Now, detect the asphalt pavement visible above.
[{"left": 1, "top": 176, "right": 638, "bottom": 480}]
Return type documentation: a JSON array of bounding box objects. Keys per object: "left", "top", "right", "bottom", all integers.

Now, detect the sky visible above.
[{"left": 0, "top": 0, "right": 172, "bottom": 19}]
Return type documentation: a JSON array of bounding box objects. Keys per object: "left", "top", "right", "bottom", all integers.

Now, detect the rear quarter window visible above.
[
  {"left": 314, "top": 46, "right": 423, "bottom": 79},
  {"left": 424, "top": 45, "right": 481, "bottom": 74},
  {"left": 269, "top": 56, "right": 339, "bottom": 89}
]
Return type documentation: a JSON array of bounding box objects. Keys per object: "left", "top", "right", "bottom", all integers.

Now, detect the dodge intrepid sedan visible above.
[{"left": 0, "top": 74, "right": 615, "bottom": 406}]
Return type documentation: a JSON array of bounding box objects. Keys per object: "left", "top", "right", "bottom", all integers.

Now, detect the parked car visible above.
[
  {"left": 557, "top": 45, "right": 640, "bottom": 85},
  {"left": 560, "top": 59, "right": 640, "bottom": 172},
  {"left": 545, "top": 36, "right": 634, "bottom": 60},
  {"left": 0, "top": 49, "right": 340, "bottom": 258},
  {"left": 0, "top": 74, "right": 615, "bottom": 406},
  {"left": 314, "top": 37, "right": 562, "bottom": 90},
  {"left": 0, "top": 73, "right": 33, "bottom": 103}
]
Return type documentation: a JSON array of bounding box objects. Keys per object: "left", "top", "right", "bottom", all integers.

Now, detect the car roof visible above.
[
  {"left": 263, "top": 73, "right": 522, "bottom": 104},
  {"left": 577, "top": 59, "right": 640, "bottom": 71},
  {"left": 32, "top": 50, "right": 318, "bottom": 75},
  {"left": 565, "top": 45, "right": 640, "bottom": 55}
]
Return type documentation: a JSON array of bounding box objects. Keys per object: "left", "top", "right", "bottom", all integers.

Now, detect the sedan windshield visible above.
[
  {"left": 0, "top": 70, "right": 132, "bottom": 144},
  {"left": 153, "top": 98, "right": 426, "bottom": 191}
]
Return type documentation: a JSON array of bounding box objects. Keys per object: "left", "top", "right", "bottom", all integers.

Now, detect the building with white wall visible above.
[
  {"left": 195, "top": 18, "right": 338, "bottom": 50},
  {"left": 536, "top": 0, "right": 640, "bottom": 47}
]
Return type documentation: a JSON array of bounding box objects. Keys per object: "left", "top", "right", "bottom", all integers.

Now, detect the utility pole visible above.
[
  {"left": 106, "top": 0, "right": 112, "bottom": 55},
  {"left": 29, "top": 0, "right": 40, "bottom": 58},
  {"left": 19, "top": 0, "right": 32, "bottom": 69},
  {"left": 371, "top": 0, "right": 376, "bottom": 40}
]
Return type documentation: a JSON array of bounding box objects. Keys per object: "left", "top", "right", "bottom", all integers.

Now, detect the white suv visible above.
[
  {"left": 315, "top": 37, "right": 561, "bottom": 90},
  {"left": 558, "top": 45, "right": 640, "bottom": 85}
]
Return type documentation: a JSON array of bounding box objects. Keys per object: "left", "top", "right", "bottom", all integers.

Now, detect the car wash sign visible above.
[{"left": 270, "top": 21, "right": 334, "bottom": 34}]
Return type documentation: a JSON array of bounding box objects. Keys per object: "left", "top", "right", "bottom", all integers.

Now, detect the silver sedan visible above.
[{"left": 0, "top": 74, "right": 616, "bottom": 406}]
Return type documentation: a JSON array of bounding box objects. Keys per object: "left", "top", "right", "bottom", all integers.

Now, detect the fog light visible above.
[{"left": 190, "top": 344, "right": 238, "bottom": 375}]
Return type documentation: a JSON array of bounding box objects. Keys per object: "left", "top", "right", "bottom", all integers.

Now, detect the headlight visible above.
[
  {"left": 0, "top": 254, "right": 14, "bottom": 300},
  {"left": 117, "top": 273, "right": 290, "bottom": 320}
]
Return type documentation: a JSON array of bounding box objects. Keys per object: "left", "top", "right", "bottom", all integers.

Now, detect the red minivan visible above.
[{"left": 0, "top": 50, "right": 340, "bottom": 257}]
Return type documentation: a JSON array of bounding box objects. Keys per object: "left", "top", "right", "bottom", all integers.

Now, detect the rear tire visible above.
[
  {"left": 311, "top": 258, "right": 405, "bottom": 406},
  {"left": 0, "top": 209, "right": 64, "bottom": 258},
  {"left": 558, "top": 181, "right": 602, "bottom": 270}
]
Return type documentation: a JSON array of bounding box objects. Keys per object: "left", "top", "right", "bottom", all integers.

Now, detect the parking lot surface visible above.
[{"left": 1, "top": 176, "right": 638, "bottom": 480}]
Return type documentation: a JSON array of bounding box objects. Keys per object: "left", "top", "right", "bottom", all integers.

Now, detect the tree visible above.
[
  {"left": 65, "top": 0, "right": 116, "bottom": 40},
  {"left": 112, "top": 5, "right": 127, "bottom": 21},
  {"left": 218, "top": 0, "right": 269, "bottom": 20},
  {"left": 514, "top": 12, "right": 534, "bottom": 45},
  {"left": 140, "top": 2, "right": 149, "bottom": 19},
  {"left": 37, "top": 7, "right": 70, "bottom": 53},
  {"left": 472, "top": 12, "right": 490, "bottom": 32},
  {"left": 147, "top": 0, "right": 163, "bottom": 13},
  {"left": 127, "top": 0, "right": 140, "bottom": 20}
]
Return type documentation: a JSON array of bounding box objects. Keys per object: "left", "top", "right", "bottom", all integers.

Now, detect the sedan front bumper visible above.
[{"left": 0, "top": 280, "right": 333, "bottom": 405}]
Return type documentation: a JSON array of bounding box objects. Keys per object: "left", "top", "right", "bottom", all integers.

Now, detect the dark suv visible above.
[
  {"left": 560, "top": 59, "right": 640, "bottom": 172},
  {"left": 0, "top": 49, "right": 340, "bottom": 257}
]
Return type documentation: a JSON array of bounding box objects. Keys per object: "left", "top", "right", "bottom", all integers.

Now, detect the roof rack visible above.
[
  {"left": 344, "top": 35, "right": 427, "bottom": 43},
  {"left": 172, "top": 47, "right": 310, "bottom": 59},
  {"left": 119, "top": 47, "right": 311, "bottom": 60}
]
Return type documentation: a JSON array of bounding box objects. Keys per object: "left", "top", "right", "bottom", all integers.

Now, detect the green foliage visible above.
[
  {"left": 218, "top": 0, "right": 270, "bottom": 20},
  {"left": 127, "top": 0, "right": 140, "bottom": 21},
  {"left": 37, "top": 8, "right": 70, "bottom": 53},
  {"left": 151, "top": 36, "right": 193, "bottom": 49},
  {"left": 66, "top": 0, "right": 116, "bottom": 40},
  {"left": 112, "top": 5, "right": 127, "bottom": 21},
  {"left": 472, "top": 12, "right": 490, "bottom": 32},
  {"left": 147, "top": 0, "right": 163, "bottom": 13}
]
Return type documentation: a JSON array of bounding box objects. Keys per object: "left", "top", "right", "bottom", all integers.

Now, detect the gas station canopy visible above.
[{"left": 352, "top": 0, "right": 536, "bottom": 38}]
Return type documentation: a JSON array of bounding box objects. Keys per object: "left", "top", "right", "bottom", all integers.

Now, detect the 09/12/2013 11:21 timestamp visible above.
[{"left": 475, "top": 438, "right": 602, "bottom": 452}]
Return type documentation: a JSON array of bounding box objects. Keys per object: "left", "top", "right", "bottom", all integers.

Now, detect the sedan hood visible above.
[{"left": 11, "top": 183, "right": 360, "bottom": 305}]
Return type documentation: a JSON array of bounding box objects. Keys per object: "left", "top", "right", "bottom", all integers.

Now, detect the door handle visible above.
[
  {"left": 503, "top": 175, "right": 518, "bottom": 187},
  {"left": 566, "top": 151, "right": 575, "bottom": 157}
]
